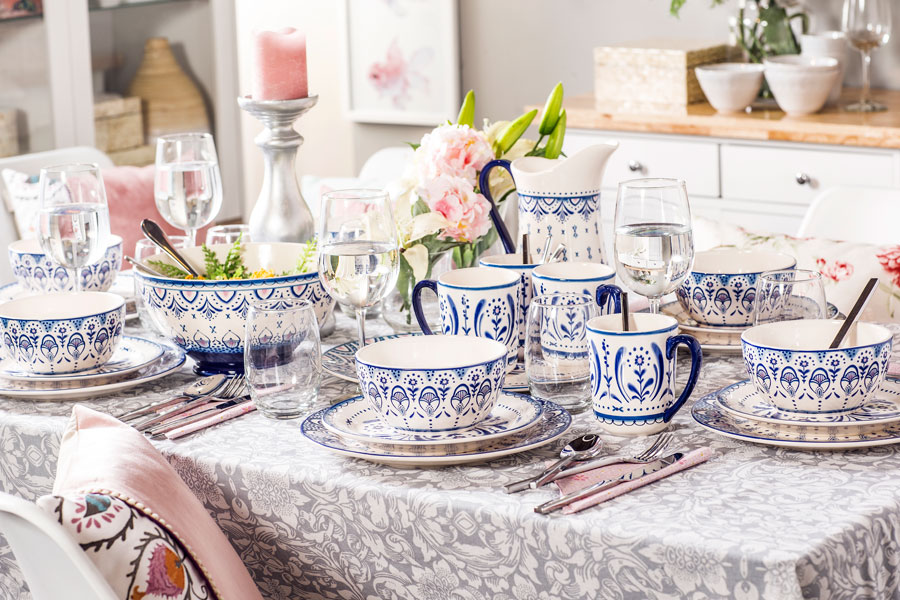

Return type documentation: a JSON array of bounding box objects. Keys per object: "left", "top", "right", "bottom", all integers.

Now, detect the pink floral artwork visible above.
[{"left": 368, "top": 39, "right": 434, "bottom": 109}]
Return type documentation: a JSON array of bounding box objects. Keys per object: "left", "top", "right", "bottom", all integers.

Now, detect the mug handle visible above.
[
  {"left": 412, "top": 280, "right": 438, "bottom": 335},
  {"left": 595, "top": 284, "right": 622, "bottom": 314},
  {"left": 663, "top": 334, "right": 703, "bottom": 422},
  {"left": 478, "top": 159, "right": 516, "bottom": 254}
]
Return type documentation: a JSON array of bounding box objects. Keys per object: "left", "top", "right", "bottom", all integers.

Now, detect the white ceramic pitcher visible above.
[{"left": 479, "top": 142, "right": 618, "bottom": 263}]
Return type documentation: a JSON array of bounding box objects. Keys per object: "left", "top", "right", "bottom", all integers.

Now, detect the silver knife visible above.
[
  {"left": 134, "top": 395, "right": 222, "bottom": 432},
  {"left": 534, "top": 451, "right": 684, "bottom": 515},
  {"left": 147, "top": 396, "right": 250, "bottom": 436}
]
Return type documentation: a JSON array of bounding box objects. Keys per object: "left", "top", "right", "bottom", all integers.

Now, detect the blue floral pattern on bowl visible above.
[{"left": 9, "top": 236, "right": 122, "bottom": 293}]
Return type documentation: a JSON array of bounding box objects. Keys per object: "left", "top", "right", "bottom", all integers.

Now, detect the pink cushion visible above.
[{"left": 51, "top": 405, "right": 264, "bottom": 600}]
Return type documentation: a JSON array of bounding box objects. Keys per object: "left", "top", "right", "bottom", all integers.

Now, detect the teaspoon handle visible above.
[{"left": 141, "top": 219, "right": 200, "bottom": 276}]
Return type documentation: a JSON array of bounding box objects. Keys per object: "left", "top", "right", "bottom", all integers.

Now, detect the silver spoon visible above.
[
  {"left": 116, "top": 375, "right": 227, "bottom": 421},
  {"left": 124, "top": 255, "right": 163, "bottom": 277},
  {"left": 140, "top": 219, "right": 201, "bottom": 277},
  {"left": 504, "top": 433, "right": 604, "bottom": 493}
]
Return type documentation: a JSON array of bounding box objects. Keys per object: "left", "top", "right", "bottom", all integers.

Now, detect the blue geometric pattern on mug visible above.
[
  {"left": 676, "top": 272, "right": 757, "bottom": 327},
  {"left": 517, "top": 192, "right": 600, "bottom": 224},
  {"left": 355, "top": 357, "right": 506, "bottom": 431},
  {"left": 742, "top": 340, "right": 892, "bottom": 411},
  {"left": 439, "top": 293, "right": 517, "bottom": 354},
  {"left": 590, "top": 338, "right": 674, "bottom": 418},
  {"left": 9, "top": 240, "right": 122, "bottom": 293}
]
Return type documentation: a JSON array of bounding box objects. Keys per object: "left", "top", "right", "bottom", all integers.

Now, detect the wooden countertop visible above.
[{"left": 533, "top": 89, "right": 900, "bottom": 149}]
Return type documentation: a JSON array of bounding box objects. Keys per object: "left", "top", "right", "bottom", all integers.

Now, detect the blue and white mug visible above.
[
  {"left": 532, "top": 262, "right": 622, "bottom": 314},
  {"left": 587, "top": 312, "right": 702, "bottom": 436},
  {"left": 413, "top": 267, "right": 520, "bottom": 371},
  {"left": 478, "top": 253, "right": 540, "bottom": 352}
]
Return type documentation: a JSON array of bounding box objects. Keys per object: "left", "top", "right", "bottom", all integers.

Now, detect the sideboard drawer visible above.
[
  {"left": 721, "top": 144, "right": 896, "bottom": 204},
  {"left": 566, "top": 130, "right": 719, "bottom": 197}
]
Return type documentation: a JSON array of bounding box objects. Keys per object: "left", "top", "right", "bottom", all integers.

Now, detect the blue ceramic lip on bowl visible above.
[
  {"left": 355, "top": 335, "right": 508, "bottom": 432},
  {"left": 741, "top": 319, "right": 893, "bottom": 414},
  {"left": 677, "top": 248, "right": 796, "bottom": 327},
  {"left": 8, "top": 235, "right": 123, "bottom": 293},
  {"left": 0, "top": 291, "right": 125, "bottom": 374},
  {"left": 134, "top": 242, "right": 335, "bottom": 376}
]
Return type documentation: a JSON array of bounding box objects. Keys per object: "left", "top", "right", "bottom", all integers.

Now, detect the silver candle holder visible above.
[{"left": 237, "top": 94, "right": 318, "bottom": 243}]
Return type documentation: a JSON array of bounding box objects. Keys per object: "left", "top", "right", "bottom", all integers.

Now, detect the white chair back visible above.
[
  {"left": 0, "top": 492, "right": 117, "bottom": 600},
  {"left": 798, "top": 186, "right": 900, "bottom": 245},
  {"left": 357, "top": 145, "right": 413, "bottom": 187}
]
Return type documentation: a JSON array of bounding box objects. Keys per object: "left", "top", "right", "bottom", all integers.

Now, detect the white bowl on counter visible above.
[
  {"left": 763, "top": 56, "right": 840, "bottom": 116},
  {"left": 695, "top": 63, "right": 765, "bottom": 114}
]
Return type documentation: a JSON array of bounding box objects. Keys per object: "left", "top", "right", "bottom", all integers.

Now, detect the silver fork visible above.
[
  {"left": 542, "top": 432, "right": 675, "bottom": 484},
  {"left": 146, "top": 380, "right": 249, "bottom": 437},
  {"left": 133, "top": 376, "right": 246, "bottom": 432}
]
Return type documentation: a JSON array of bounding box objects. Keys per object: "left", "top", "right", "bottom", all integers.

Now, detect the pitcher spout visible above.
[{"left": 511, "top": 141, "right": 618, "bottom": 193}]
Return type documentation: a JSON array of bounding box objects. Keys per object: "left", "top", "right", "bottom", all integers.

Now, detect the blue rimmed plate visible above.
[
  {"left": 0, "top": 336, "right": 165, "bottom": 383},
  {"left": 322, "top": 391, "right": 544, "bottom": 446},
  {"left": 301, "top": 398, "right": 571, "bottom": 466},
  {"left": 322, "top": 334, "right": 529, "bottom": 391}
]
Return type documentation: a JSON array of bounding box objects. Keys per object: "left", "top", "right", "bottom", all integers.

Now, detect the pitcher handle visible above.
[
  {"left": 595, "top": 284, "right": 622, "bottom": 314},
  {"left": 663, "top": 334, "right": 703, "bottom": 422},
  {"left": 478, "top": 159, "right": 516, "bottom": 253},
  {"left": 412, "top": 280, "right": 438, "bottom": 335}
]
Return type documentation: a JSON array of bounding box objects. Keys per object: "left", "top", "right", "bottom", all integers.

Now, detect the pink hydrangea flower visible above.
[
  {"left": 415, "top": 124, "right": 493, "bottom": 185},
  {"left": 419, "top": 174, "right": 492, "bottom": 242}
]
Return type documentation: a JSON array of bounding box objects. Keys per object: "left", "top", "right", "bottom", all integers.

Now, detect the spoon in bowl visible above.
[{"left": 140, "top": 219, "right": 201, "bottom": 277}]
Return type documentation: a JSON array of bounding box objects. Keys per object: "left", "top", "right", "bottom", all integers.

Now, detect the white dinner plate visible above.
[
  {"left": 692, "top": 388, "right": 900, "bottom": 450},
  {"left": 714, "top": 378, "right": 900, "bottom": 428},
  {"left": 0, "top": 270, "right": 138, "bottom": 321},
  {"left": 0, "top": 345, "right": 185, "bottom": 400},
  {"left": 322, "top": 334, "right": 529, "bottom": 391},
  {"left": 301, "top": 398, "right": 572, "bottom": 466},
  {"left": 660, "top": 301, "right": 842, "bottom": 353},
  {"left": 0, "top": 336, "right": 165, "bottom": 383},
  {"left": 322, "top": 391, "right": 544, "bottom": 446}
]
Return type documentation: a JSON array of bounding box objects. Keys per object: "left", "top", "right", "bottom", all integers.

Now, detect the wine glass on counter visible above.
[
  {"left": 842, "top": 0, "right": 891, "bottom": 112},
  {"left": 38, "top": 163, "right": 111, "bottom": 292},
  {"left": 154, "top": 132, "right": 223, "bottom": 245},
  {"left": 318, "top": 189, "right": 399, "bottom": 348},
  {"left": 613, "top": 178, "right": 694, "bottom": 315}
]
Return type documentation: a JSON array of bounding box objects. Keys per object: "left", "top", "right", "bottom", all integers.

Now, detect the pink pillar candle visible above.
[{"left": 252, "top": 27, "right": 308, "bottom": 100}]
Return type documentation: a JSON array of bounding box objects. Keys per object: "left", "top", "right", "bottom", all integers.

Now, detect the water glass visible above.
[
  {"left": 525, "top": 293, "right": 597, "bottom": 414},
  {"left": 134, "top": 236, "right": 189, "bottom": 333},
  {"left": 752, "top": 269, "right": 827, "bottom": 325},
  {"left": 38, "top": 163, "right": 111, "bottom": 292},
  {"left": 206, "top": 224, "right": 251, "bottom": 246},
  {"left": 245, "top": 300, "right": 321, "bottom": 419},
  {"left": 155, "top": 132, "right": 223, "bottom": 245}
]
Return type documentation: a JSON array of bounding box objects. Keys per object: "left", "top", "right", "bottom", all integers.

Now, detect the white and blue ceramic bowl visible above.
[
  {"left": 9, "top": 235, "right": 123, "bottom": 293},
  {"left": 135, "top": 242, "right": 335, "bottom": 375},
  {"left": 677, "top": 248, "right": 796, "bottom": 327},
  {"left": 741, "top": 319, "right": 893, "bottom": 414},
  {"left": 0, "top": 292, "right": 125, "bottom": 374},
  {"left": 355, "top": 335, "right": 508, "bottom": 432}
]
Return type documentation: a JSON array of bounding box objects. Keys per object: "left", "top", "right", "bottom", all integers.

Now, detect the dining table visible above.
[{"left": 1, "top": 309, "right": 900, "bottom": 600}]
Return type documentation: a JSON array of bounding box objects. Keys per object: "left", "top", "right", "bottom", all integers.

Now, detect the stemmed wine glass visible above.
[
  {"left": 154, "top": 132, "right": 223, "bottom": 245},
  {"left": 613, "top": 178, "right": 694, "bottom": 314},
  {"left": 38, "top": 163, "right": 111, "bottom": 292},
  {"left": 318, "top": 189, "right": 399, "bottom": 348},
  {"left": 843, "top": 0, "right": 891, "bottom": 112}
]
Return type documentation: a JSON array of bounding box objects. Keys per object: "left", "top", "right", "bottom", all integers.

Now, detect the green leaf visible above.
[
  {"left": 412, "top": 197, "right": 431, "bottom": 217},
  {"left": 146, "top": 260, "right": 191, "bottom": 279},
  {"left": 294, "top": 238, "right": 318, "bottom": 274},
  {"left": 406, "top": 142, "right": 420, "bottom": 151}
]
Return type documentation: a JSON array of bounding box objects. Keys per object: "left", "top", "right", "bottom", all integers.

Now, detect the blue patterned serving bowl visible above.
[
  {"left": 0, "top": 291, "right": 125, "bottom": 374},
  {"left": 355, "top": 335, "right": 508, "bottom": 432},
  {"left": 677, "top": 248, "right": 796, "bottom": 327},
  {"left": 8, "top": 235, "right": 123, "bottom": 293},
  {"left": 741, "top": 319, "right": 893, "bottom": 414},
  {"left": 135, "top": 242, "right": 334, "bottom": 375}
]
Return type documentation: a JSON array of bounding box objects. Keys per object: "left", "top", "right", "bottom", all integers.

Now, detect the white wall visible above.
[{"left": 0, "top": 18, "right": 55, "bottom": 152}]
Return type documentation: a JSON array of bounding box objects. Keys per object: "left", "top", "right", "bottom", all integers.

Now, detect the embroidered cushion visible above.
[
  {"left": 36, "top": 493, "right": 213, "bottom": 600},
  {"left": 692, "top": 216, "right": 900, "bottom": 321}
]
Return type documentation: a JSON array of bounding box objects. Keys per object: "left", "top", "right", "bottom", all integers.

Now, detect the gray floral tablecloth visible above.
[{"left": 3, "top": 316, "right": 900, "bottom": 600}]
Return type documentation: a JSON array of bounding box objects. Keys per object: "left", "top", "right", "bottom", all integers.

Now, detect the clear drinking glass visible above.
[
  {"left": 154, "top": 132, "right": 224, "bottom": 245},
  {"left": 245, "top": 299, "right": 322, "bottom": 419},
  {"left": 134, "top": 236, "right": 190, "bottom": 333},
  {"left": 38, "top": 163, "right": 111, "bottom": 292},
  {"left": 843, "top": 0, "right": 891, "bottom": 112},
  {"left": 525, "top": 293, "right": 597, "bottom": 414},
  {"left": 613, "top": 178, "right": 694, "bottom": 314},
  {"left": 206, "top": 224, "right": 251, "bottom": 246},
  {"left": 317, "top": 189, "right": 399, "bottom": 348},
  {"left": 753, "top": 269, "right": 828, "bottom": 325}
]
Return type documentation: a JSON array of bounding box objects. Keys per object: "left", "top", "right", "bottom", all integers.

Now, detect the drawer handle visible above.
[
  {"left": 795, "top": 173, "right": 811, "bottom": 186},
  {"left": 628, "top": 160, "right": 643, "bottom": 172}
]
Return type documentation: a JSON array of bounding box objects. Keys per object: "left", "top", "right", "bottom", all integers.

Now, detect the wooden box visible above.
[
  {"left": 594, "top": 38, "right": 733, "bottom": 106},
  {"left": 0, "top": 108, "right": 19, "bottom": 158},
  {"left": 94, "top": 95, "right": 143, "bottom": 152}
]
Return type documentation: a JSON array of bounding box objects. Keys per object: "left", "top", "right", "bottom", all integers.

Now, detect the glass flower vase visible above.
[{"left": 383, "top": 250, "right": 453, "bottom": 334}]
